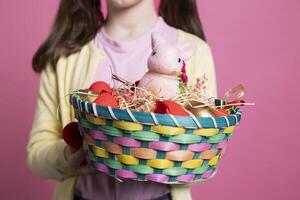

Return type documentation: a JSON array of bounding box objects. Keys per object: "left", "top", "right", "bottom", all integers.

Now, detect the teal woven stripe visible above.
[
  {"left": 71, "top": 94, "right": 242, "bottom": 129},
  {"left": 156, "top": 151, "right": 166, "bottom": 159},
  {"left": 95, "top": 140, "right": 102, "bottom": 148},
  {"left": 80, "top": 119, "right": 93, "bottom": 129},
  {"left": 174, "top": 161, "right": 181, "bottom": 167},
  {"left": 141, "top": 141, "right": 149, "bottom": 148}
]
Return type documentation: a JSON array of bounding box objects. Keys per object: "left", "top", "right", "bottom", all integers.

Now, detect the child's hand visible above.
[{"left": 64, "top": 146, "right": 96, "bottom": 176}]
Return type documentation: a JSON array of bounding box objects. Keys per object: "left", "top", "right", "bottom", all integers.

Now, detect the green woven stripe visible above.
[
  {"left": 129, "top": 165, "right": 154, "bottom": 174},
  {"left": 174, "top": 161, "right": 181, "bottom": 167},
  {"left": 131, "top": 131, "right": 160, "bottom": 141},
  {"left": 80, "top": 119, "right": 93, "bottom": 129},
  {"left": 192, "top": 165, "right": 210, "bottom": 174},
  {"left": 87, "top": 150, "right": 97, "bottom": 162},
  {"left": 207, "top": 133, "right": 226, "bottom": 143},
  {"left": 163, "top": 167, "right": 187, "bottom": 176},
  {"left": 169, "top": 134, "right": 202, "bottom": 144},
  {"left": 104, "top": 159, "right": 122, "bottom": 169},
  {"left": 98, "top": 126, "right": 123, "bottom": 137}
]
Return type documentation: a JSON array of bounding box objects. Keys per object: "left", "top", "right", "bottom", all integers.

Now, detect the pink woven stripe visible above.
[
  {"left": 114, "top": 137, "right": 141, "bottom": 147},
  {"left": 216, "top": 140, "right": 227, "bottom": 149},
  {"left": 95, "top": 163, "right": 109, "bottom": 173},
  {"left": 176, "top": 174, "right": 195, "bottom": 182},
  {"left": 116, "top": 169, "right": 138, "bottom": 179},
  {"left": 187, "top": 143, "right": 211, "bottom": 152},
  {"left": 149, "top": 141, "right": 180, "bottom": 151},
  {"left": 201, "top": 169, "right": 214, "bottom": 179},
  {"left": 145, "top": 174, "right": 169, "bottom": 183},
  {"left": 90, "top": 130, "right": 108, "bottom": 141}
]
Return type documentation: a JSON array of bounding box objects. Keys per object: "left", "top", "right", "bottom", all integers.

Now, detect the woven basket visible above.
[{"left": 70, "top": 92, "right": 242, "bottom": 184}]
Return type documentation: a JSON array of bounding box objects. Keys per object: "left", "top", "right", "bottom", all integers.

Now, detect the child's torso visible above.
[{"left": 75, "top": 17, "right": 178, "bottom": 200}]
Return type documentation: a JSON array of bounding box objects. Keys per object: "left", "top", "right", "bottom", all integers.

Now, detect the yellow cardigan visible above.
[{"left": 27, "top": 29, "right": 217, "bottom": 200}]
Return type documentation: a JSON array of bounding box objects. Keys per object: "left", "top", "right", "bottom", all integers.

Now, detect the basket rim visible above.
[{"left": 70, "top": 93, "right": 242, "bottom": 129}]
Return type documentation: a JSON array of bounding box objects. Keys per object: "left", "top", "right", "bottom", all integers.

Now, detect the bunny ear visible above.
[
  {"left": 177, "top": 42, "right": 196, "bottom": 61},
  {"left": 151, "top": 32, "right": 166, "bottom": 48}
]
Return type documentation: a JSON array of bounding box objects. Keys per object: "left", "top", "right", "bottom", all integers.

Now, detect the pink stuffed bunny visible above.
[{"left": 138, "top": 32, "right": 196, "bottom": 99}]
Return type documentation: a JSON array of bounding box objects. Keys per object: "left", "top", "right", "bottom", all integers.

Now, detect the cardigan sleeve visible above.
[
  {"left": 195, "top": 41, "right": 218, "bottom": 99},
  {"left": 179, "top": 30, "right": 218, "bottom": 99},
  {"left": 27, "top": 64, "right": 77, "bottom": 180}
]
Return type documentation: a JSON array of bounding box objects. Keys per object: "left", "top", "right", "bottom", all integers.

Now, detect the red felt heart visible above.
[
  {"left": 62, "top": 122, "right": 82, "bottom": 150},
  {"left": 93, "top": 93, "right": 119, "bottom": 108},
  {"left": 89, "top": 81, "right": 112, "bottom": 94},
  {"left": 154, "top": 100, "right": 190, "bottom": 116}
]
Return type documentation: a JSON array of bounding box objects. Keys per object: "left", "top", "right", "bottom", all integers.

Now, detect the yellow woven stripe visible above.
[
  {"left": 93, "top": 146, "right": 108, "bottom": 158},
  {"left": 151, "top": 125, "right": 185, "bottom": 136},
  {"left": 208, "top": 156, "right": 219, "bottom": 166},
  {"left": 112, "top": 120, "right": 143, "bottom": 131},
  {"left": 223, "top": 126, "right": 235, "bottom": 134},
  {"left": 86, "top": 114, "right": 106, "bottom": 125},
  {"left": 193, "top": 128, "right": 219, "bottom": 136},
  {"left": 182, "top": 159, "right": 204, "bottom": 169},
  {"left": 117, "top": 155, "right": 139, "bottom": 165},
  {"left": 147, "top": 159, "right": 174, "bottom": 169}
]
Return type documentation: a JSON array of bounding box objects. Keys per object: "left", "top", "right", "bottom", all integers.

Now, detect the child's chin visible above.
[{"left": 107, "top": 0, "right": 143, "bottom": 9}]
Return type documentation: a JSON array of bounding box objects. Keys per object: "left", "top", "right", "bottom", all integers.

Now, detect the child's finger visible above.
[{"left": 67, "top": 147, "right": 86, "bottom": 168}]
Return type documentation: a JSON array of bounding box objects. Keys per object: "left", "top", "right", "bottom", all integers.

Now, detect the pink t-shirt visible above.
[{"left": 75, "top": 17, "right": 177, "bottom": 200}]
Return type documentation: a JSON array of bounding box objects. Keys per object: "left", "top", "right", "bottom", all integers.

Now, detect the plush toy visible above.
[{"left": 138, "top": 32, "right": 196, "bottom": 99}]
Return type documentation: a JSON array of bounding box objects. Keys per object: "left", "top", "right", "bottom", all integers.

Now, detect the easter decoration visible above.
[
  {"left": 137, "top": 32, "right": 196, "bottom": 99},
  {"left": 65, "top": 32, "right": 253, "bottom": 184}
]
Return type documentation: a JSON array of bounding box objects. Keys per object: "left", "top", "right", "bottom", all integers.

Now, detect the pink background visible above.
[{"left": 0, "top": 0, "right": 299, "bottom": 199}]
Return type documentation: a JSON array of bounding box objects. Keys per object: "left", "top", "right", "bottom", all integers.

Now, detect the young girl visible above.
[{"left": 27, "top": 0, "right": 217, "bottom": 199}]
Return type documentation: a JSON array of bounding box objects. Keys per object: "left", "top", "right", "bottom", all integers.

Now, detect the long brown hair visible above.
[{"left": 32, "top": 0, "right": 206, "bottom": 73}]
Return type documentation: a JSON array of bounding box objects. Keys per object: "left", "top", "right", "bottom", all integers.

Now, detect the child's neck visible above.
[{"left": 103, "top": 0, "right": 158, "bottom": 42}]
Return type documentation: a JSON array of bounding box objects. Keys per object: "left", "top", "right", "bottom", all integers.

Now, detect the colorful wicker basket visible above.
[{"left": 70, "top": 91, "right": 242, "bottom": 184}]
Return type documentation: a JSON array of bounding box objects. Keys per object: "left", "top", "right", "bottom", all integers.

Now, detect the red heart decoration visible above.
[
  {"left": 93, "top": 93, "right": 119, "bottom": 108},
  {"left": 89, "top": 81, "right": 112, "bottom": 94},
  {"left": 62, "top": 122, "right": 82, "bottom": 150},
  {"left": 154, "top": 100, "right": 190, "bottom": 116}
]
